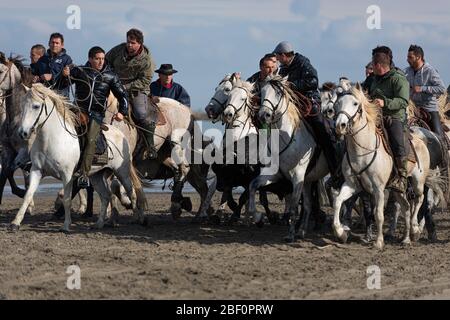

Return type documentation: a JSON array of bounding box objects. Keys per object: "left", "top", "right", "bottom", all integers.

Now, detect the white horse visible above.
[
  {"left": 10, "top": 83, "right": 146, "bottom": 232},
  {"left": 250, "top": 76, "right": 329, "bottom": 240},
  {"left": 333, "top": 85, "right": 444, "bottom": 249}
]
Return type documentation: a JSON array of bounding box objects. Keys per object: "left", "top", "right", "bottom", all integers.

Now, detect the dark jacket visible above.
[
  {"left": 150, "top": 80, "right": 191, "bottom": 107},
  {"left": 30, "top": 63, "right": 39, "bottom": 76},
  {"left": 362, "top": 74, "right": 375, "bottom": 93},
  {"left": 69, "top": 62, "right": 129, "bottom": 119},
  {"left": 278, "top": 52, "right": 320, "bottom": 101},
  {"left": 369, "top": 68, "right": 409, "bottom": 122},
  {"left": 35, "top": 49, "right": 73, "bottom": 96}
]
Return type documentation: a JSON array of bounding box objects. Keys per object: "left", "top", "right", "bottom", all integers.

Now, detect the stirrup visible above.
[{"left": 77, "top": 175, "right": 90, "bottom": 189}]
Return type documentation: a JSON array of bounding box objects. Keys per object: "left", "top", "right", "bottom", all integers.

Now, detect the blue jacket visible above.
[
  {"left": 35, "top": 49, "right": 73, "bottom": 97},
  {"left": 150, "top": 80, "right": 191, "bottom": 107}
]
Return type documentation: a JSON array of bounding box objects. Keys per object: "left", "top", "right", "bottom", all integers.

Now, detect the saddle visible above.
[
  {"left": 377, "top": 118, "right": 418, "bottom": 164},
  {"left": 408, "top": 107, "right": 450, "bottom": 150}
]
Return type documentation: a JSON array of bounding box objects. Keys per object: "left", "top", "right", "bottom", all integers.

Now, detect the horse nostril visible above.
[{"left": 340, "top": 123, "right": 346, "bottom": 129}]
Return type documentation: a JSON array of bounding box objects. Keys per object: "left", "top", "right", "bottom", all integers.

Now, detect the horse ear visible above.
[
  {"left": 355, "top": 82, "right": 362, "bottom": 91},
  {"left": 21, "top": 83, "right": 30, "bottom": 91},
  {"left": 282, "top": 76, "right": 289, "bottom": 83}
]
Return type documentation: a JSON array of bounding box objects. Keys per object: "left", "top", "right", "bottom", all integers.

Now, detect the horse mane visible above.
[
  {"left": 30, "top": 83, "right": 79, "bottom": 127},
  {"left": 266, "top": 75, "right": 302, "bottom": 128},
  {"left": 0, "top": 53, "right": 34, "bottom": 87},
  {"left": 350, "top": 87, "right": 381, "bottom": 128}
]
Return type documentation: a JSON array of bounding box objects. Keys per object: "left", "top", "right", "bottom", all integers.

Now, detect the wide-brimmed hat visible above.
[{"left": 155, "top": 64, "right": 178, "bottom": 75}]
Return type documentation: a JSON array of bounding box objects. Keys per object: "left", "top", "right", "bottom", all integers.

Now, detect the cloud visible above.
[
  {"left": 290, "top": 0, "right": 320, "bottom": 17},
  {"left": 24, "top": 18, "right": 55, "bottom": 36}
]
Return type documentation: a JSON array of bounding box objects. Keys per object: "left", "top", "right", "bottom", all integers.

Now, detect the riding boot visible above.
[
  {"left": 429, "top": 111, "right": 444, "bottom": 139},
  {"left": 387, "top": 156, "right": 408, "bottom": 193},
  {"left": 78, "top": 119, "right": 101, "bottom": 189},
  {"left": 143, "top": 121, "right": 158, "bottom": 160}
]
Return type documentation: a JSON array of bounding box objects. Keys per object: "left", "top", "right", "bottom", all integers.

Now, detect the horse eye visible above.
[
  {"left": 33, "top": 104, "right": 40, "bottom": 110},
  {"left": 353, "top": 102, "right": 358, "bottom": 106}
]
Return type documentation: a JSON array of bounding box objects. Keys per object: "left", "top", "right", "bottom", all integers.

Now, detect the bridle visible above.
[
  {"left": 336, "top": 91, "right": 380, "bottom": 178},
  {"left": 28, "top": 97, "right": 55, "bottom": 135}
]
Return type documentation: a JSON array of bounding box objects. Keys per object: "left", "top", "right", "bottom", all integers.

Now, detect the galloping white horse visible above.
[
  {"left": 333, "top": 85, "right": 444, "bottom": 249},
  {"left": 10, "top": 84, "right": 146, "bottom": 232},
  {"left": 250, "top": 76, "right": 329, "bottom": 241}
]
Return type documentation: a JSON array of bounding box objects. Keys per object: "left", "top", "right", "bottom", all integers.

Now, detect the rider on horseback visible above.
[
  {"left": 63, "top": 46, "right": 128, "bottom": 188},
  {"left": 106, "top": 28, "right": 158, "bottom": 160},
  {"left": 273, "top": 41, "right": 343, "bottom": 189},
  {"left": 405, "top": 45, "right": 446, "bottom": 139},
  {"left": 369, "top": 50, "right": 410, "bottom": 193}
]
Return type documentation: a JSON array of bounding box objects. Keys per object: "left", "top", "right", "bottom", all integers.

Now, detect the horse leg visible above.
[
  {"left": 311, "top": 181, "right": 327, "bottom": 230},
  {"left": 386, "top": 192, "right": 401, "bottom": 240},
  {"left": 61, "top": 175, "right": 74, "bottom": 232},
  {"left": 410, "top": 184, "right": 425, "bottom": 242},
  {"left": 81, "top": 185, "right": 94, "bottom": 217},
  {"left": 0, "top": 170, "right": 8, "bottom": 205},
  {"left": 373, "top": 189, "right": 387, "bottom": 250},
  {"left": 187, "top": 169, "right": 210, "bottom": 220},
  {"left": 260, "top": 191, "right": 277, "bottom": 225},
  {"left": 419, "top": 186, "right": 437, "bottom": 242},
  {"left": 8, "top": 173, "right": 26, "bottom": 199},
  {"left": 90, "top": 171, "right": 113, "bottom": 229},
  {"left": 115, "top": 168, "right": 143, "bottom": 225},
  {"left": 362, "top": 193, "right": 375, "bottom": 242},
  {"left": 332, "top": 182, "right": 357, "bottom": 243},
  {"left": 9, "top": 169, "right": 42, "bottom": 231},
  {"left": 297, "top": 183, "right": 312, "bottom": 239},
  {"left": 248, "top": 173, "right": 281, "bottom": 225},
  {"left": 22, "top": 170, "right": 35, "bottom": 215}
]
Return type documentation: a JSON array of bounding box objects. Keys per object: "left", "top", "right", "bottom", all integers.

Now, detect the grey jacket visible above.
[{"left": 404, "top": 62, "right": 446, "bottom": 112}]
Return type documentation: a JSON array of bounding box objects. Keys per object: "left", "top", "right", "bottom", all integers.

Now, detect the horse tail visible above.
[
  {"left": 425, "top": 168, "right": 447, "bottom": 210},
  {"left": 129, "top": 162, "right": 148, "bottom": 211}
]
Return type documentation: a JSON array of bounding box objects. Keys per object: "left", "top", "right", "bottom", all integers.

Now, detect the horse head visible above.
[
  {"left": 222, "top": 80, "right": 254, "bottom": 124},
  {"left": 258, "top": 75, "right": 288, "bottom": 125},
  {"left": 335, "top": 83, "right": 365, "bottom": 136},
  {"left": 205, "top": 73, "right": 240, "bottom": 120}
]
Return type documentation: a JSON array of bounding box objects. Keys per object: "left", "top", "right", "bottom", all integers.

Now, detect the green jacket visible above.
[
  {"left": 106, "top": 43, "right": 155, "bottom": 94},
  {"left": 369, "top": 68, "right": 409, "bottom": 122}
]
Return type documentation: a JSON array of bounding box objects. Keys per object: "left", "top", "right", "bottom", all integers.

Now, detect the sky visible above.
[{"left": 1, "top": 0, "right": 450, "bottom": 112}]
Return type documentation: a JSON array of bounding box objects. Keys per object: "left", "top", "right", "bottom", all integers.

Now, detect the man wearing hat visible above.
[
  {"left": 150, "top": 64, "right": 191, "bottom": 107},
  {"left": 273, "top": 41, "right": 343, "bottom": 189}
]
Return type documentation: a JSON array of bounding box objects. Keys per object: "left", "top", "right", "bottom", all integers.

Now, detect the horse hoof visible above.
[
  {"left": 171, "top": 209, "right": 182, "bottom": 220},
  {"left": 340, "top": 230, "right": 349, "bottom": 244},
  {"left": 297, "top": 229, "right": 306, "bottom": 239},
  {"left": 267, "top": 211, "right": 279, "bottom": 225},
  {"left": 209, "top": 214, "right": 221, "bottom": 225},
  {"left": 401, "top": 238, "right": 411, "bottom": 246},
  {"left": 411, "top": 231, "right": 421, "bottom": 242},
  {"left": 181, "top": 197, "right": 193, "bottom": 212},
  {"left": 59, "top": 228, "right": 70, "bottom": 234},
  {"left": 384, "top": 233, "right": 395, "bottom": 242},
  {"left": 374, "top": 240, "right": 384, "bottom": 250},
  {"left": 255, "top": 220, "right": 264, "bottom": 229},
  {"left": 428, "top": 231, "right": 437, "bottom": 243},
  {"left": 8, "top": 224, "right": 19, "bottom": 232},
  {"left": 284, "top": 234, "right": 295, "bottom": 243}
]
